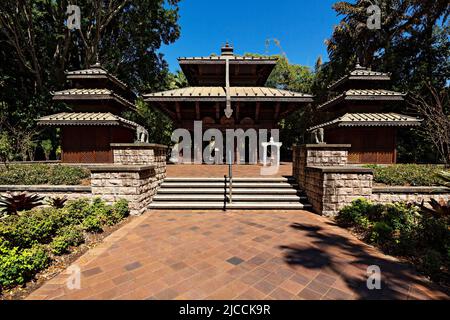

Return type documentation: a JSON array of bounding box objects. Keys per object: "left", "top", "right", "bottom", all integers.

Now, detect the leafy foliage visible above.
[
  {"left": 46, "top": 196, "right": 68, "bottom": 209},
  {"left": 0, "top": 132, "right": 13, "bottom": 165},
  {"left": 40, "top": 140, "right": 53, "bottom": 161},
  {"left": 242, "top": 53, "right": 315, "bottom": 154},
  {"left": 439, "top": 171, "right": 450, "bottom": 187},
  {"left": 123, "top": 98, "right": 174, "bottom": 146},
  {"left": 321, "top": 0, "right": 449, "bottom": 163},
  {"left": 0, "top": 192, "right": 44, "bottom": 216},
  {"left": 337, "top": 198, "right": 449, "bottom": 283},
  {"left": 0, "top": 0, "right": 181, "bottom": 158},
  {"left": 0, "top": 164, "right": 90, "bottom": 185},
  {"left": 50, "top": 226, "right": 84, "bottom": 255},
  {"left": 0, "top": 243, "right": 49, "bottom": 288},
  {"left": 365, "top": 164, "right": 449, "bottom": 186},
  {"left": 0, "top": 198, "right": 129, "bottom": 290}
]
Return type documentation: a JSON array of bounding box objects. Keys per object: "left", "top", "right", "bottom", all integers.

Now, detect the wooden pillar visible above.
[
  {"left": 274, "top": 102, "right": 280, "bottom": 121},
  {"left": 195, "top": 101, "right": 200, "bottom": 120},
  {"left": 215, "top": 102, "right": 220, "bottom": 121},
  {"left": 175, "top": 102, "right": 182, "bottom": 122},
  {"left": 255, "top": 102, "right": 261, "bottom": 122}
]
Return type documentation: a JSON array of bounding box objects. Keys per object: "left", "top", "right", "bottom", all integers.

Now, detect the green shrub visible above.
[
  {"left": 0, "top": 197, "right": 128, "bottom": 290},
  {"left": 82, "top": 215, "right": 102, "bottom": 233},
  {"left": 418, "top": 215, "right": 450, "bottom": 253},
  {"left": 337, "top": 199, "right": 449, "bottom": 282},
  {"left": 113, "top": 199, "right": 129, "bottom": 222},
  {"left": 370, "top": 221, "right": 393, "bottom": 243},
  {"left": 365, "top": 164, "right": 449, "bottom": 186},
  {"left": 0, "top": 243, "right": 49, "bottom": 289},
  {"left": 50, "top": 226, "right": 84, "bottom": 255},
  {"left": 0, "top": 164, "right": 90, "bottom": 185},
  {"left": 336, "top": 198, "right": 374, "bottom": 229},
  {"left": 421, "top": 250, "right": 443, "bottom": 279},
  {"left": 64, "top": 198, "right": 94, "bottom": 224},
  {"left": 0, "top": 209, "right": 60, "bottom": 248}
]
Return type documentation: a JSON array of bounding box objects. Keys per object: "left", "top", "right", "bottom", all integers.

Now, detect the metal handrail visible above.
[{"left": 228, "top": 151, "right": 233, "bottom": 203}]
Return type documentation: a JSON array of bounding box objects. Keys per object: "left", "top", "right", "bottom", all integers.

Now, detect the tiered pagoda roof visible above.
[
  {"left": 310, "top": 63, "right": 421, "bottom": 130},
  {"left": 38, "top": 62, "right": 138, "bottom": 128},
  {"left": 178, "top": 43, "right": 278, "bottom": 86},
  {"left": 327, "top": 64, "right": 391, "bottom": 91},
  {"left": 38, "top": 112, "right": 139, "bottom": 129},
  {"left": 52, "top": 88, "right": 136, "bottom": 110},
  {"left": 145, "top": 86, "right": 311, "bottom": 102},
  {"left": 309, "top": 113, "right": 421, "bottom": 131},
  {"left": 144, "top": 44, "right": 313, "bottom": 124},
  {"left": 317, "top": 89, "right": 405, "bottom": 111}
]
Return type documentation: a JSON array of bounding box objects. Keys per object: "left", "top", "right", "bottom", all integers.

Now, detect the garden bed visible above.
[
  {"left": 0, "top": 197, "right": 130, "bottom": 299},
  {"left": 364, "top": 164, "right": 449, "bottom": 187},
  {"left": 0, "top": 164, "right": 90, "bottom": 186},
  {"left": 335, "top": 198, "right": 450, "bottom": 290}
]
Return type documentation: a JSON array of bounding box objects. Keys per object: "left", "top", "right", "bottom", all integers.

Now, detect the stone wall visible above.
[
  {"left": 371, "top": 186, "right": 450, "bottom": 204},
  {"left": 293, "top": 144, "right": 350, "bottom": 189},
  {"left": 111, "top": 143, "right": 168, "bottom": 187},
  {"left": 0, "top": 185, "right": 91, "bottom": 200},
  {"left": 293, "top": 144, "right": 450, "bottom": 217},
  {"left": 304, "top": 166, "right": 374, "bottom": 217},
  {"left": 90, "top": 165, "right": 157, "bottom": 216}
]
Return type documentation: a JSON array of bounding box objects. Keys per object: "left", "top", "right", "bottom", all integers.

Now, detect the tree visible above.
[
  {"left": 322, "top": 0, "right": 450, "bottom": 163},
  {"left": 165, "top": 70, "right": 188, "bottom": 90},
  {"left": 409, "top": 85, "right": 450, "bottom": 166},
  {"left": 243, "top": 53, "right": 315, "bottom": 156},
  {"left": 0, "top": 0, "right": 181, "bottom": 158},
  {"left": 123, "top": 99, "right": 174, "bottom": 146},
  {"left": 41, "top": 139, "right": 53, "bottom": 161},
  {"left": 0, "top": 131, "right": 13, "bottom": 167}
]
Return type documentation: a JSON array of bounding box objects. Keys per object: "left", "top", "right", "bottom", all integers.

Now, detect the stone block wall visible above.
[
  {"left": 111, "top": 143, "right": 167, "bottom": 187},
  {"left": 293, "top": 144, "right": 450, "bottom": 217},
  {"left": 293, "top": 144, "right": 350, "bottom": 189},
  {"left": 305, "top": 166, "right": 374, "bottom": 217},
  {"left": 371, "top": 187, "right": 450, "bottom": 205},
  {"left": 0, "top": 185, "right": 91, "bottom": 201},
  {"left": 90, "top": 165, "right": 157, "bottom": 216}
]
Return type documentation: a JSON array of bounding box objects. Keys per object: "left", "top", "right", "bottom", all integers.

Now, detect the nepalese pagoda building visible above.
[
  {"left": 144, "top": 44, "right": 314, "bottom": 160},
  {"left": 308, "top": 63, "right": 422, "bottom": 164},
  {"left": 37, "top": 63, "right": 139, "bottom": 163}
]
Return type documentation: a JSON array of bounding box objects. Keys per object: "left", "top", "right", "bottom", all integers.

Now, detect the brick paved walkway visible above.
[
  {"left": 166, "top": 163, "right": 293, "bottom": 178},
  {"left": 27, "top": 210, "right": 448, "bottom": 300}
]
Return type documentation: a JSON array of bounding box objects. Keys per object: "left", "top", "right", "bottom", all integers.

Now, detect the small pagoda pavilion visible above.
[
  {"left": 144, "top": 44, "right": 314, "bottom": 162},
  {"left": 309, "top": 63, "right": 421, "bottom": 164},
  {"left": 37, "top": 63, "right": 139, "bottom": 163}
]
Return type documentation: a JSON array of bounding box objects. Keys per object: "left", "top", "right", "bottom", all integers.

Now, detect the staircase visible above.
[{"left": 149, "top": 177, "right": 311, "bottom": 210}]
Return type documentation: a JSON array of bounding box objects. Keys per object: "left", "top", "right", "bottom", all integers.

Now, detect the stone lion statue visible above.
[
  {"left": 136, "top": 126, "right": 149, "bottom": 143},
  {"left": 309, "top": 128, "right": 325, "bottom": 144}
]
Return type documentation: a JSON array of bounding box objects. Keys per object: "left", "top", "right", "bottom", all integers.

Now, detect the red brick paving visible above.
[
  {"left": 26, "top": 210, "right": 449, "bottom": 300},
  {"left": 166, "top": 163, "right": 293, "bottom": 177}
]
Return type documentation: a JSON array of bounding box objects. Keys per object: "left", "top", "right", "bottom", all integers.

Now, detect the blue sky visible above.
[{"left": 160, "top": 0, "right": 342, "bottom": 72}]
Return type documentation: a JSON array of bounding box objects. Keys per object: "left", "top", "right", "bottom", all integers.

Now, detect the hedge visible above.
[
  {"left": 0, "top": 164, "right": 90, "bottom": 185},
  {"left": 366, "top": 164, "right": 449, "bottom": 186},
  {"left": 0, "top": 198, "right": 129, "bottom": 291}
]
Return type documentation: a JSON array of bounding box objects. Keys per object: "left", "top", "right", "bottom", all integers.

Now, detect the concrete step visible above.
[
  {"left": 161, "top": 182, "right": 298, "bottom": 189},
  {"left": 164, "top": 177, "right": 295, "bottom": 183},
  {"left": 153, "top": 194, "right": 306, "bottom": 202},
  {"left": 157, "top": 188, "right": 302, "bottom": 195},
  {"left": 148, "top": 202, "right": 312, "bottom": 210}
]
